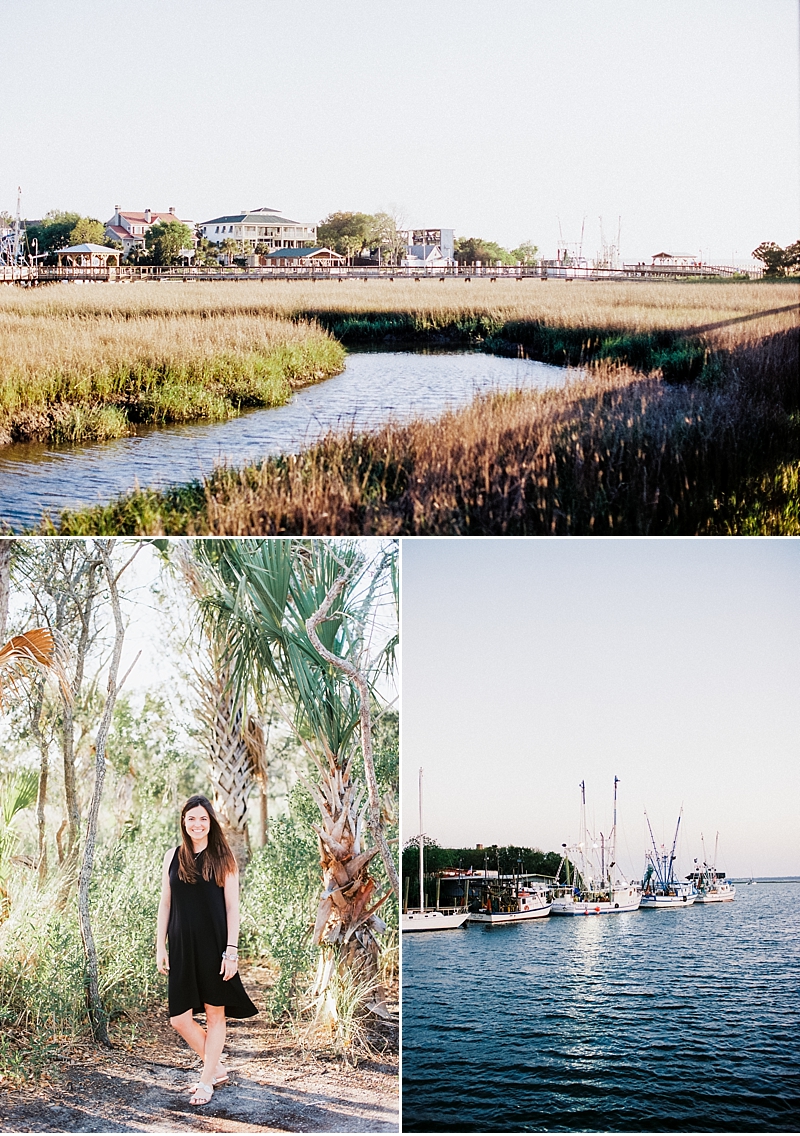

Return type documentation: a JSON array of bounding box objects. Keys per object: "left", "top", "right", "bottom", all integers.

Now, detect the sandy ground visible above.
[{"left": 0, "top": 969, "right": 398, "bottom": 1133}]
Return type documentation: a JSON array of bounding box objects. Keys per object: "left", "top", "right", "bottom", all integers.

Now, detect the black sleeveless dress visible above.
[{"left": 167, "top": 848, "right": 258, "bottom": 1019}]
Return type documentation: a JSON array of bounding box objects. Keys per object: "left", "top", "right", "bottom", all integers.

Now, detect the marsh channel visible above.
[{"left": 0, "top": 350, "right": 564, "bottom": 530}]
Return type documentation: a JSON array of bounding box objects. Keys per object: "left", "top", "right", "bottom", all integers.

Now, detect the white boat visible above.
[
  {"left": 402, "top": 909, "right": 469, "bottom": 931},
  {"left": 402, "top": 768, "right": 469, "bottom": 933},
  {"left": 551, "top": 777, "right": 642, "bottom": 915},
  {"left": 467, "top": 882, "right": 552, "bottom": 925},
  {"left": 688, "top": 834, "right": 736, "bottom": 903},
  {"left": 640, "top": 809, "right": 697, "bottom": 908}
]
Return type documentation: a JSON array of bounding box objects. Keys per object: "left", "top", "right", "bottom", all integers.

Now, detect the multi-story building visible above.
[
  {"left": 399, "top": 227, "right": 455, "bottom": 267},
  {"left": 105, "top": 207, "right": 192, "bottom": 257},
  {"left": 198, "top": 207, "right": 316, "bottom": 250}
]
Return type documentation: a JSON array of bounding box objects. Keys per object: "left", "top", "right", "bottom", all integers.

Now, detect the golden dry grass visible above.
[
  {"left": 2, "top": 278, "right": 797, "bottom": 333},
  {"left": 0, "top": 299, "right": 343, "bottom": 444}
]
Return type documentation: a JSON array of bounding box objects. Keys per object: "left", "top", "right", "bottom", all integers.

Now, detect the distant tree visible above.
[
  {"left": 511, "top": 240, "right": 539, "bottom": 266},
  {"left": 751, "top": 240, "right": 800, "bottom": 277},
  {"left": 67, "top": 217, "right": 106, "bottom": 246},
  {"left": 454, "top": 236, "right": 516, "bottom": 266},
  {"left": 367, "top": 211, "right": 406, "bottom": 265},
  {"left": 218, "top": 237, "right": 243, "bottom": 264},
  {"left": 145, "top": 219, "right": 194, "bottom": 266},
  {"left": 783, "top": 240, "right": 800, "bottom": 273},
  {"left": 25, "top": 211, "right": 82, "bottom": 253},
  {"left": 317, "top": 211, "right": 373, "bottom": 261}
]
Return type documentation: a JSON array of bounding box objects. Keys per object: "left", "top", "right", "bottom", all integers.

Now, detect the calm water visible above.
[
  {"left": 402, "top": 884, "right": 800, "bottom": 1132},
  {"left": 0, "top": 351, "right": 562, "bottom": 530}
]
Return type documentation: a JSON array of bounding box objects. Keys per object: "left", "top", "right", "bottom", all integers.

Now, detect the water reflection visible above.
[{"left": 0, "top": 351, "right": 563, "bottom": 529}]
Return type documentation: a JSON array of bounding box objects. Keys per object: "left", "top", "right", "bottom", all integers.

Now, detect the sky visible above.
[
  {"left": 400, "top": 538, "right": 800, "bottom": 879},
  {"left": 2, "top": 0, "right": 798, "bottom": 265}
]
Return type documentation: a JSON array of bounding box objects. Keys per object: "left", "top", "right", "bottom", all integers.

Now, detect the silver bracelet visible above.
[{"left": 222, "top": 949, "right": 238, "bottom": 961}]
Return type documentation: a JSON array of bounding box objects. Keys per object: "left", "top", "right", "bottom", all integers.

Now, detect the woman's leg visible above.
[
  {"left": 170, "top": 1008, "right": 207, "bottom": 1061},
  {"left": 199, "top": 1004, "right": 227, "bottom": 1088}
]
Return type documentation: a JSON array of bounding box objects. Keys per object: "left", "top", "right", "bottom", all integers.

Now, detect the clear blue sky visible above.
[
  {"left": 3, "top": 0, "right": 797, "bottom": 263},
  {"left": 401, "top": 538, "right": 800, "bottom": 879}
]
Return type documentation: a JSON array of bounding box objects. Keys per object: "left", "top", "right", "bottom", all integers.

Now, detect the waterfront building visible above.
[
  {"left": 198, "top": 207, "right": 317, "bottom": 250},
  {"left": 399, "top": 227, "right": 456, "bottom": 267},
  {"left": 256, "top": 246, "right": 344, "bottom": 266},
  {"left": 104, "top": 207, "right": 193, "bottom": 257},
  {"left": 56, "top": 243, "right": 121, "bottom": 267}
]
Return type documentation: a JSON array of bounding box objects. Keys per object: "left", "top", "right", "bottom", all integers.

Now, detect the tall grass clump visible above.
[
  {"left": 51, "top": 324, "right": 798, "bottom": 537},
  {"left": 239, "top": 788, "right": 320, "bottom": 1021},
  {"left": 0, "top": 302, "right": 344, "bottom": 444},
  {"left": 0, "top": 834, "right": 167, "bottom": 1082}
]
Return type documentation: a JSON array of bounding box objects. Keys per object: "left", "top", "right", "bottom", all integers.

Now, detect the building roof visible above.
[
  {"left": 117, "top": 211, "right": 180, "bottom": 224},
  {"left": 106, "top": 225, "right": 133, "bottom": 239},
  {"left": 201, "top": 211, "right": 305, "bottom": 227},
  {"left": 265, "top": 247, "right": 341, "bottom": 259},
  {"left": 58, "top": 244, "right": 121, "bottom": 254}
]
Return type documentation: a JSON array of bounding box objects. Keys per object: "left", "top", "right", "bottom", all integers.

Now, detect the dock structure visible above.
[{"left": 0, "top": 261, "right": 758, "bottom": 286}]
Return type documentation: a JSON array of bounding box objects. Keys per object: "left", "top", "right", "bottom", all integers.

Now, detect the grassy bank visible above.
[
  {"left": 5, "top": 279, "right": 796, "bottom": 371},
  {"left": 0, "top": 294, "right": 344, "bottom": 443},
  {"left": 47, "top": 324, "right": 799, "bottom": 536}
]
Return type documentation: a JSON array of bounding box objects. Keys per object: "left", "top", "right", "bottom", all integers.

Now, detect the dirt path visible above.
[{"left": 0, "top": 970, "right": 398, "bottom": 1133}]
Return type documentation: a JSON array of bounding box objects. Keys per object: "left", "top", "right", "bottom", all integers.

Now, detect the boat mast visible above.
[
  {"left": 579, "top": 780, "right": 587, "bottom": 887},
  {"left": 611, "top": 775, "right": 619, "bottom": 882},
  {"left": 418, "top": 767, "right": 424, "bottom": 912},
  {"left": 668, "top": 809, "right": 682, "bottom": 885},
  {"left": 644, "top": 810, "right": 664, "bottom": 888}
]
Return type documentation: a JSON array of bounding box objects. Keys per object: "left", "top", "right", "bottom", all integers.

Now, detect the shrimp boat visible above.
[
  {"left": 640, "top": 809, "right": 697, "bottom": 908},
  {"left": 467, "top": 879, "right": 552, "bottom": 925},
  {"left": 551, "top": 778, "right": 642, "bottom": 915},
  {"left": 687, "top": 833, "right": 736, "bottom": 903},
  {"left": 402, "top": 768, "right": 469, "bottom": 933}
]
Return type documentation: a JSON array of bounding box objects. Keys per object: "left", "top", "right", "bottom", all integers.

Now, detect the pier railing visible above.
[{"left": 0, "top": 262, "right": 761, "bottom": 285}]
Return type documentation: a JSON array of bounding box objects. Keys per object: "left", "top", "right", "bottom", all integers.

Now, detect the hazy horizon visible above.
[
  {"left": 3, "top": 0, "right": 798, "bottom": 265},
  {"left": 401, "top": 538, "right": 800, "bottom": 880}
]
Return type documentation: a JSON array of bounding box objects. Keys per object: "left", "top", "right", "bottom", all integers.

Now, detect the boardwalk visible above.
[{"left": 0, "top": 262, "right": 758, "bottom": 286}]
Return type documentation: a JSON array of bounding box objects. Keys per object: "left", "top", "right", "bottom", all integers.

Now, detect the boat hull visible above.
[
  {"left": 694, "top": 886, "right": 736, "bottom": 903},
  {"left": 468, "top": 904, "right": 551, "bottom": 925},
  {"left": 401, "top": 910, "right": 469, "bottom": 932},
  {"left": 551, "top": 890, "right": 641, "bottom": 915},
  {"left": 641, "top": 894, "right": 696, "bottom": 908}
]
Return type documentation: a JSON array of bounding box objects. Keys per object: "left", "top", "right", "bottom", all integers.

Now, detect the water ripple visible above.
[{"left": 402, "top": 884, "right": 800, "bottom": 1132}]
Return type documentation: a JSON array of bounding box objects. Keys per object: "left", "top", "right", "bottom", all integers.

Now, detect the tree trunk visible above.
[
  {"left": 30, "top": 683, "right": 49, "bottom": 885},
  {"left": 62, "top": 559, "right": 100, "bottom": 859},
  {"left": 77, "top": 541, "right": 138, "bottom": 1047},
  {"left": 306, "top": 568, "right": 399, "bottom": 899},
  {"left": 197, "top": 653, "right": 255, "bottom": 871},
  {"left": 0, "top": 539, "right": 12, "bottom": 642}
]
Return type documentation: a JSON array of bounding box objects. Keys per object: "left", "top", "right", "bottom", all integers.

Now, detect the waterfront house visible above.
[
  {"left": 199, "top": 207, "right": 317, "bottom": 250},
  {"left": 400, "top": 227, "right": 456, "bottom": 268},
  {"left": 104, "top": 207, "right": 192, "bottom": 257}
]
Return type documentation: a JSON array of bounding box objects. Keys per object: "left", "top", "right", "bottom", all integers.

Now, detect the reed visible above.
[
  {"left": 48, "top": 324, "right": 799, "bottom": 537},
  {"left": 0, "top": 301, "right": 344, "bottom": 443}
]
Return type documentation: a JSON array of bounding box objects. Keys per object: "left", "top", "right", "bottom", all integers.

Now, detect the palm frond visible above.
[{"left": 0, "top": 628, "right": 72, "bottom": 708}]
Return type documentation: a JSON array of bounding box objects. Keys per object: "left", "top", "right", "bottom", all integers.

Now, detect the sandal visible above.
[
  {"left": 189, "top": 1081, "right": 214, "bottom": 1106},
  {"left": 188, "top": 1074, "right": 228, "bottom": 1090}
]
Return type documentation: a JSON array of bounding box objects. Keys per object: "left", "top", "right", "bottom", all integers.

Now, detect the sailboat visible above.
[
  {"left": 640, "top": 809, "right": 696, "bottom": 907},
  {"left": 551, "top": 778, "right": 642, "bottom": 915},
  {"left": 687, "top": 833, "right": 736, "bottom": 903},
  {"left": 401, "top": 768, "right": 469, "bottom": 932}
]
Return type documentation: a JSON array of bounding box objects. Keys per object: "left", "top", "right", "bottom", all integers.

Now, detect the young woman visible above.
[{"left": 156, "top": 795, "right": 258, "bottom": 1107}]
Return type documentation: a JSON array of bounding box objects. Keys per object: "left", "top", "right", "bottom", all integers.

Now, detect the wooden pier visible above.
[{"left": 0, "top": 262, "right": 758, "bottom": 286}]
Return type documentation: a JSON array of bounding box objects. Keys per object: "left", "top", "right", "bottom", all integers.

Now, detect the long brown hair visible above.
[{"left": 177, "top": 795, "right": 237, "bottom": 886}]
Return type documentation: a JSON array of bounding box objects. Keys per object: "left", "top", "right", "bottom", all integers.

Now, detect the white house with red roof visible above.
[{"left": 104, "top": 206, "right": 194, "bottom": 257}]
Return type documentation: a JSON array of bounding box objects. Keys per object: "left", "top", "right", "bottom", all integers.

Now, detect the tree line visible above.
[
  {"left": 402, "top": 840, "right": 564, "bottom": 880},
  {"left": 752, "top": 240, "right": 800, "bottom": 277}
]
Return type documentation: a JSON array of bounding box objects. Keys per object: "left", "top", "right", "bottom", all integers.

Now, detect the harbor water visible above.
[
  {"left": 0, "top": 351, "right": 563, "bottom": 530},
  {"left": 402, "top": 883, "right": 800, "bottom": 1132}
]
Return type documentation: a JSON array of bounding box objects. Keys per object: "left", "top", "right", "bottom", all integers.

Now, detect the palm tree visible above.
[{"left": 197, "top": 539, "right": 398, "bottom": 1023}]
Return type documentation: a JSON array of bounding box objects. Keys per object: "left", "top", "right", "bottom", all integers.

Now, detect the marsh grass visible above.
[
  {"left": 50, "top": 324, "right": 799, "bottom": 537},
  {"left": 0, "top": 302, "right": 344, "bottom": 443}
]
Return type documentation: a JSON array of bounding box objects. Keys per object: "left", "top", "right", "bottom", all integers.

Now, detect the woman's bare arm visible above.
[
  {"left": 156, "top": 847, "right": 175, "bottom": 974},
  {"left": 220, "top": 869, "right": 241, "bottom": 980}
]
